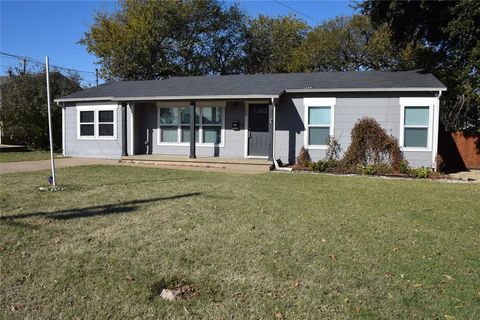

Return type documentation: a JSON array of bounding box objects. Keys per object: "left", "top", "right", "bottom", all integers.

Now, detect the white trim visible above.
[
  {"left": 399, "top": 97, "right": 435, "bottom": 152},
  {"left": 76, "top": 104, "right": 118, "bottom": 140},
  {"left": 156, "top": 104, "right": 225, "bottom": 147},
  {"left": 284, "top": 87, "right": 446, "bottom": 93},
  {"left": 61, "top": 106, "right": 65, "bottom": 156},
  {"left": 272, "top": 98, "right": 276, "bottom": 159},
  {"left": 129, "top": 103, "right": 134, "bottom": 155},
  {"left": 244, "top": 104, "right": 249, "bottom": 158},
  {"left": 303, "top": 98, "right": 336, "bottom": 150},
  {"left": 54, "top": 89, "right": 448, "bottom": 104},
  {"left": 432, "top": 92, "right": 442, "bottom": 169}
]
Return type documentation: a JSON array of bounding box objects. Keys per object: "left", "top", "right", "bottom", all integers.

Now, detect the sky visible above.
[{"left": 1, "top": 0, "right": 355, "bottom": 86}]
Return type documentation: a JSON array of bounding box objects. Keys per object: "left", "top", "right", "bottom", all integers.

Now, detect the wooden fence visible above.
[
  {"left": 438, "top": 129, "right": 480, "bottom": 171},
  {"left": 450, "top": 131, "right": 480, "bottom": 169}
]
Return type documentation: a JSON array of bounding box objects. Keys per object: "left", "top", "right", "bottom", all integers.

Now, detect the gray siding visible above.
[
  {"left": 64, "top": 102, "right": 123, "bottom": 159},
  {"left": 130, "top": 101, "right": 246, "bottom": 157},
  {"left": 275, "top": 92, "right": 435, "bottom": 167}
]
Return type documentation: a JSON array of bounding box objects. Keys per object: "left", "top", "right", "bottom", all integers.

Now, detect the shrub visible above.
[
  {"left": 313, "top": 159, "right": 339, "bottom": 172},
  {"left": 357, "top": 164, "right": 376, "bottom": 175},
  {"left": 342, "top": 117, "right": 404, "bottom": 172},
  {"left": 398, "top": 160, "right": 411, "bottom": 174},
  {"left": 325, "top": 136, "right": 342, "bottom": 161},
  {"left": 296, "top": 146, "right": 311, "bottom": 167},
  {"left": 412, "top": 166, "right": 430, "bottom": 178}
]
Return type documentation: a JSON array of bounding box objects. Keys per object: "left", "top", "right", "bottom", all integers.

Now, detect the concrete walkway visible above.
[
  {"left": 0, "top": 158, "right": 118, "bottom": 174},
  {"left": 0, "top": 157, "right": 269, "bottom": 175}
]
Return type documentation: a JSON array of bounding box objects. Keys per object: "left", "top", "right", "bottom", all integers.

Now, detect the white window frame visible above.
[
  {"left": 303, "top": 97, "right": 336, "bottom": 149},
  {"left": 76, "top": 105, "right": 118, "bottom": 140},
  {"left": 157, "top": 101, "right": 225, "bottom": 147},
  {"left": 399, "top": 97, "right": 435, "bottom": 152}
]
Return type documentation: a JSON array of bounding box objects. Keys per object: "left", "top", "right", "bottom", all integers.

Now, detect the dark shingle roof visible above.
[{"left": 57, "top": 70, "right": 446, "bottom": 102}]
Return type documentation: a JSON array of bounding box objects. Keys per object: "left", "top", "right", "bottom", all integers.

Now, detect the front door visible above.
[{"left": 248, "top": 104, "right": 270, "bottom": 157}]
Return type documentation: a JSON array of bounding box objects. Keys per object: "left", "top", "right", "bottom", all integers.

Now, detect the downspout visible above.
[
  {"left": 271, "top": 97, "right": 276, "bottom": 160},
  {"left": 433, "top": 90, "right": 442, "bottom": 170},
  {"left": 122, "top": 103, "right": 128, "bottom": 157},
  {"left": 61, "top": 102, "right": 65, "bottom": 157}
]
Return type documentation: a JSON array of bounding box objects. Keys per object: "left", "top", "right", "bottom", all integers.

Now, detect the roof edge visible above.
[
  {"left": 56, "top": 94, "right": 278, "bottom": 103},
  {"left": 284, "top": 87, "right": 447, "bottom": 93}
]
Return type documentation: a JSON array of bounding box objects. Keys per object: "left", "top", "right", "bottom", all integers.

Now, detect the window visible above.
[
  {"left": 98, "top": 110, "right": 114, "bottom": 136},
  {"left": 400, "top": 97, "right": 434, "bottom": 151},
  {"left": 79, "top": 111, "right": 94, "bottom": 137},
  {"left": 403, "top": 107, "right": 429, "bottom": 148},
  {"left": 158, "top": 105, "right": 224, "bottom": 145},
  {"left": 77, "top": 106, "right": 117, "bottom": 139},
  {"left": 304, "top": 98, "right": 335, "bottom": 148}
]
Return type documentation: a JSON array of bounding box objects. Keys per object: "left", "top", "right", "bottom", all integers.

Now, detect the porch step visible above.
[{"left": 120, "top": 155, "right": 272, "bottom": 173}]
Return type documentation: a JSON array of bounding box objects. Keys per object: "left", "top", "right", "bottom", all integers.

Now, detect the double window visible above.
[
  {"left": 158, "top": 105, "right": 224, "bottom": 145},
  {"left": 400, "top": 98, "right": 434, "bottom": 151},
  {"left": 77, "top": 107, "right": 117, "bottom": 139},
  {"left": 304, "top": 98, "right": 335, "bottom": 148}
]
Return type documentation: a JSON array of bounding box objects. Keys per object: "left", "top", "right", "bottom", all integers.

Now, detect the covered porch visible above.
[{"left": 122, "top": 98, "right": 277, "bottom": 161}]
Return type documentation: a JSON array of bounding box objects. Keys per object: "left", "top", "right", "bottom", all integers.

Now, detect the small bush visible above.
[
  {"left": 325, "top": 136, "right": 342, "bottom": 161},
  {"left": 297, "top": 146, "right": 311, "bottom": 167},
  {"left": 357, "top": 164, "right": 376, "bottom": 175},
  {"left": 412, "top": 166, "right": 430, "bottom": 178},
  {"left": 398, "top": 160, "right": 411, "bottom": 174},
  {"left": 312, "top": 159, "right": 340, "bottom": 172},
  {"left": 342, "top": 117, "right": 404, "bottom": 171}
]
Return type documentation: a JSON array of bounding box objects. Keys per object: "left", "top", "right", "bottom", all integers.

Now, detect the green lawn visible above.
[
  {"left": 0, "top": 150, "right": 63, "bottom": 163},
  {"left": 1, "top": 166, "right": 479, "bottom": 319}
]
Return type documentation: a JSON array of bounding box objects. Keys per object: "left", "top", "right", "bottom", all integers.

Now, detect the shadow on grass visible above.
[{"left": 0, "top": 192, "right": 201, "bottom": 222}]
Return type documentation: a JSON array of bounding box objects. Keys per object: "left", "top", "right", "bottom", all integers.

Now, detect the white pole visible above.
[{"left": 45, "top": 56, "right": 56, "bottom": 187}]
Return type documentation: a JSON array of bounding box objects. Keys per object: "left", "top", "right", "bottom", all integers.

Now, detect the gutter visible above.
[
  {"left": 55, "top": 87, "right": 448, "bottom": 104},
  {"left": 283, "top": 87, "right": 447, "bottom": 93},
  {"left": 55, "top": 95, "right": 278, "bottom": 103}
]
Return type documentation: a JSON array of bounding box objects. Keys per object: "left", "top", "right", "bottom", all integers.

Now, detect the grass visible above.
[
  {"left": 1, "top": 165, "right": 479, "bottom": 319},
  {"left": 0, "top": 150, "right": 63, "bottom": 163}
]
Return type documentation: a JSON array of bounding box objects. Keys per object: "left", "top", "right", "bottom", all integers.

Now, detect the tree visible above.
[
  {"left": 360, "top": 0, "right": 480, "bottom": 131},
  {"left": 80, "top": 0, "right": 247, "bottom": 80},
  {"left": 244, "top": 14, "right": 309, "bottom": 74},
  {"left": 288, "top": 15, "right": 418, "bottom": 72},
  {"left": 0, "top": 71, "right": 81, "bottom": 149}
]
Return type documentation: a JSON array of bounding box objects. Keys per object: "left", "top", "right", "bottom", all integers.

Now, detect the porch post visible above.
[
  {"left": 189, "top": 101, "right": 196, "bottom": 159},
  {"left": 121, "top": 103, "right": 128, "bottom": 156},
  {"left": 268, "top": 103, "right": 274, "bottom": 161}
]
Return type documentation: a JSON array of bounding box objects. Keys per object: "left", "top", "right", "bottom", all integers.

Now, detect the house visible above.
[{"left": 55, "top": 70, "right": 446, "bottom": 169}]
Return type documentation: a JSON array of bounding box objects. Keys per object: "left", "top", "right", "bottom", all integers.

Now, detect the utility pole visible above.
[
  {"left": 45, "top": 56, "right": 56, "bottom": 187},
  {"left": 95, "top": 68, "right": 98, "bottom": 86},
  {"left": 23, "top": 58, "right": 26, "bottom": 74}
]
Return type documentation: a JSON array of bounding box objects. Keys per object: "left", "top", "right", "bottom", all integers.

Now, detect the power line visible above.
[
  {"left": 273, "top": 0, "right": 321, "bottom": 24},
  {"left": 0, "top": 51, "right": 96, "bottom": 75}
]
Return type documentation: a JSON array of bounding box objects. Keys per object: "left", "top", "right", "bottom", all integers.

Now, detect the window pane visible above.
[
  {"left": 308, "top": 127, "right": 330, "bottom": 145},
  {"left": 161, "top": 127, "right": 178, "bottom": 142},
  {"left": 309, "top": 107, "right": 330, "bottom": 125},
  {"left": 99, "top": 124, "right": 114, "bottom": 136},
  {"left": 160, "top": 108, "right": 178, "bottom": 125},
  {"left": 202, "top": 107, "right": 222, "bottom": 124},
  {"left": 80, "top": 124, "right": 94, "bottom": 136},
  {"left": 405, "top": 107, "right": 429, "bottom": 126},
  {"left": 203, "top": 126, "right": 221, "bottom": 144},
  {"left": 99, "top": 110, "right": 113, "bottom": 123},
  {"left": 181, "top": 126, "right": 199, "bottom": 143},
  {"left": 180, "top": 107, "right": 200, "bottom": 125},
  {"left": 80, "top": 111, "right": 94, "bottom": 123},
  {"left": 404, "top": 128, "right": 428, "bottom": 148}
]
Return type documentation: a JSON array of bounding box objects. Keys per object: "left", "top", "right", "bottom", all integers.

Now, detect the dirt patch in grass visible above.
[{"left": 150, "top": 276, "right": 199, "bottom": 301}]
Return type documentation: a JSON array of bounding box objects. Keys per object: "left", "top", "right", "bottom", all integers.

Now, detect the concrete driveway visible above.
[{"left": 0, "top": 158, "right": 118, "bottom": 174}]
